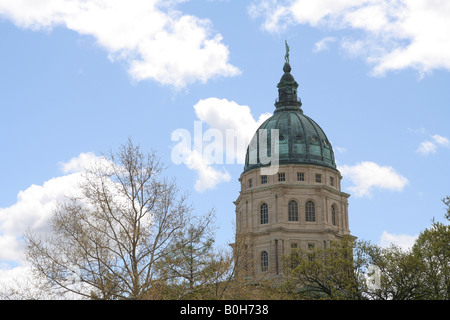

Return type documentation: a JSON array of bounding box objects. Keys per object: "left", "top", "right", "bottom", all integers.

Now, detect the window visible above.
[
  {"left": 278, "top": 172, "right": 285, "bottom": 182},
  {"left": 261, "top": 251, "right": 269, "bottom": 272},
  {"left": 260, "top": 203, "right": 268, "bottom": 224},
  {"left": 297, "top": 172, "right": 304, "bottom": 181},
  {"left": 261, "top": 175, "right": 267, "bottom": 184},
  {"left": 305, "top": 201, "right": 315, "bottom": 222},
  {"left": 331, "top": 204, "right": 337, "bottom": 226},
  {"left": 330, "top": 176, "right": 334, "bottom": 186},
  {"left": 288, "top": 200, "right": 298, "bottom": 221},
  {"left": 248, "top": 179, "right": 252, "bottom": 188},
  {"left": 315, "top": 174, "right": 322, "bottom": 183}
]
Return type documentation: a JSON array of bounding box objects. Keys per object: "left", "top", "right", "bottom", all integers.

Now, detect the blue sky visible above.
[{"left": 1, "top": 0, "right": 450, "bottom": 284}]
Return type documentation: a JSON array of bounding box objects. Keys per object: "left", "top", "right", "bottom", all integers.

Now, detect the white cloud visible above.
[
  {"left": 313, "top": 37, "right": 337, "bottom": 53},
  {"left": 407, "top": 126, "right": 426, "bottom": 135},
  {"left": 0, "top": 264, "right": 33, "bottom": 299},
  {"left": 249, "top": 0, "right": 450, "bottom": 77},
  {"left": 60, "top": 151, "right": 103, "bottom": 173},
  {"left": 184, "top": 149, "right": 231, "bottom": 193},
  {"left": 338, "top": 161, "right": 408, "bottom": 198},
  {"left": 416, "top": 133, "right": 449, "bottom": 155},
  {"left": 431, "top": 134, "right": 450, "bottom": 147},
  {"left": 0, "top": 173, "right": 84, "bottom": 262},
  {"left": 0, "top": 153, "right": 102, "bottom": 274},
  {"left": 380, "top": 231, "right": 417, "bottom": 251},
  {"left": 172, "top": 98, "right": 271, "bottom": 192},
  {"left": 334, "top": 146, "right": 347, "bottom": 154},
  {"left": 416, "top": 140, "right": 437, "bottom": 155},
  {"left": 194, "top": 97, "right": 271, "bottom": 163},
  {"left": 0, "top": 0, "right": 240, "bottom": 88}
]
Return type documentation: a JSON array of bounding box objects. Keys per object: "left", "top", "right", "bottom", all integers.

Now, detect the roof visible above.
[{"left": 243, "top": 60, "right": 337, "bottom": 172}]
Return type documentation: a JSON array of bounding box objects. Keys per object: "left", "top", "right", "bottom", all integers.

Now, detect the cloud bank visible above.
[
  {"left": 0, "top": 0, "right": 240, "bottom": 88},
  {"left": 0, "top": 153, "right": 104, "bottom": 290},
  {"left": 0, "top": 153, "right": 102, "bottom": 264},
  {"left": 249, "top": 0, "right": 450, "bottom": 77}
]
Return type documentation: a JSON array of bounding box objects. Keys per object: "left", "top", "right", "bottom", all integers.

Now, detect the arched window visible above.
[
  {"left": 260, "top": 203, "right": 268, "bottom": 224},
  {"left": 288, "top": 200, "right": 298, "bottom": 221},
  {"left": 305, "top": 201, "right": 315, "bottom": 222},
  {"left": 331, "top": 204, "right": 337, "bottom": 226},
  {"left": 261, "top": 251, "right": 269, "bottom": 272}
]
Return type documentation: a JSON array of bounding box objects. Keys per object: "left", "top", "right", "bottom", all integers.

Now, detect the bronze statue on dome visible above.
[{"left": 285, "top": 40, "right": 290, "bottom": 64}]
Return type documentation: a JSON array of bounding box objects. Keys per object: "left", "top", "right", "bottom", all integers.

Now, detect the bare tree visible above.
[{"left": 24, "top": 139, "right": 213, "bottom": 299}]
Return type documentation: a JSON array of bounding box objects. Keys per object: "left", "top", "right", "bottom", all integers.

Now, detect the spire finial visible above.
[{"left": 275, "top": 41, "right": 302, "bottom": 113}]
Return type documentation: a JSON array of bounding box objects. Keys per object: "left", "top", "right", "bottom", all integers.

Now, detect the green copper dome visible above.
[{"left": 244, "top": 59, "right": 337, "bottom": 172}]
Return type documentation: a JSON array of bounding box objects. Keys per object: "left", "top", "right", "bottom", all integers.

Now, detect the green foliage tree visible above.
[
  {"left": 282, "top": 197, "right": 450, "bottom": 300},
  {"left": 282, "top": 236, "right": 367, "bottom": 299},
  {"left": 411, "top": 197, "right": 450, "bottom": 299},
  {"left": 362, "top": 243, "right": 428, "bottom": 299},
  {"left": 155, "top": 211, "right": 226, "bottom": 299}
]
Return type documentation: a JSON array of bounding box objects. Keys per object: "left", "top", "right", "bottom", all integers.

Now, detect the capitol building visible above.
[{"left": 234, "top": 50, "right": 351, "bottom": 277}]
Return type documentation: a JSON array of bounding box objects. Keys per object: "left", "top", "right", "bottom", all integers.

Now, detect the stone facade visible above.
[{"left": 234, "top": 164, "right": 350, "bottom": 277}]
